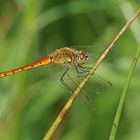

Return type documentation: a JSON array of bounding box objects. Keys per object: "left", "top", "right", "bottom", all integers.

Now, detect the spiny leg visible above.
[
  {"left": 74, "top": 64, "right": 92, "bottom": 77},
  {"left": 60, "top": 66, "right": 73, "bottom": 94},
  {"left": 77, "top": 64, "right": 92, "bottom": 72}
]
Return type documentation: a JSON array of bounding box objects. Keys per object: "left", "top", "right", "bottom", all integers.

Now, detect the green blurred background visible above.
[{"left": 0, "top": 0, "right": 140, "bottom": 140}]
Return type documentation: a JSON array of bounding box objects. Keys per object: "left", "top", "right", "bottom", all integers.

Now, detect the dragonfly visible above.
[{"left": 0, "top": 47, "right": 91, "bottom": 93}]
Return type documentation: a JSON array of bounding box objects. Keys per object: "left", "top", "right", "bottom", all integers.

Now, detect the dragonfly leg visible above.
[
  {"left": 74, "top": 64, "right": 92, "bottom": 77},
  {"left": 77, "top": 64, "right": 92, "bottom": 72},
  {"left": 60, "top": 67, "right": 73, "bottom": 94}
]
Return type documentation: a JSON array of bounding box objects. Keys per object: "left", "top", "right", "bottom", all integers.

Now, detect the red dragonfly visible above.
[{"left": 0, "top": 47, "right": 90, "bottom": 93}]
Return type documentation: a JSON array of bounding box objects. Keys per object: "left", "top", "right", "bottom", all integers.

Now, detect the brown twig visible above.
[{"left": 43, "top": 8, "right": 140, "bottom": 140}]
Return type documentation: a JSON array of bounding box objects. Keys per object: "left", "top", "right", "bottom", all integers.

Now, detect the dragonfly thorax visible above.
[{"left": 52, "top": 47, "right": 89, "bottom": 65}]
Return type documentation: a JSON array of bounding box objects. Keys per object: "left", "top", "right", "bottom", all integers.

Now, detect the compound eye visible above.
[
  {"left": 79, "top": 52, "right": 84, "bottom": 60},
  {"left": 80, "top": 51, "right": 88, "bottom": 60},
  {"left": 85, "top": 54, "right": 88, "bottom": 59}
]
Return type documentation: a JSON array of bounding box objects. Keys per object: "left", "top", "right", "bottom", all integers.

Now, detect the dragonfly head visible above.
[{"left": 77, "top": 50, "right": 89, "bottom": 64}]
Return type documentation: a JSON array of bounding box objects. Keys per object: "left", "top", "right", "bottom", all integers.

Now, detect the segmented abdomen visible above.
[{"left": 0, "top": 56, "right": 51, "bottom": 78}]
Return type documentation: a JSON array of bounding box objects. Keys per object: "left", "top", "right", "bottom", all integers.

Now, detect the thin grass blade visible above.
[{"left": 109, "top": 43, "right": 140, "bottom": 140}]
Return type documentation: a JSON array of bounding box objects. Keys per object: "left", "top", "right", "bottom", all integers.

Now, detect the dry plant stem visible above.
[{"left": 43, "top": 8, "right": 140, "bottom": 140}]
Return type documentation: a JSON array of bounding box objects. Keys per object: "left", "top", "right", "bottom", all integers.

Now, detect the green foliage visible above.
[
  {"left": 109, "top": 44, "right": 140, "bottom": 140},
  {"left": 0, "top": 1, "right": 140, "bottom": 140}
]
